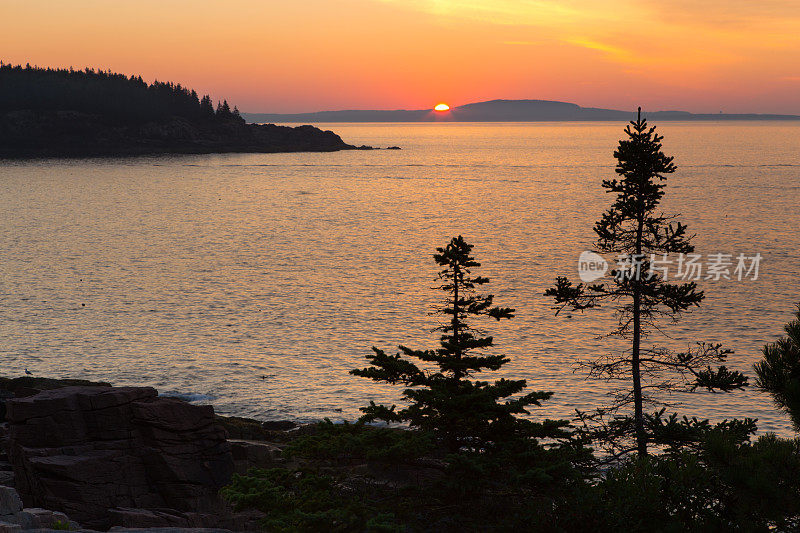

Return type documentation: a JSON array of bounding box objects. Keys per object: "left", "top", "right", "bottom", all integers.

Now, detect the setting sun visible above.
[{"left": 434, "top": 103, "right": 450, "bottom": 112}]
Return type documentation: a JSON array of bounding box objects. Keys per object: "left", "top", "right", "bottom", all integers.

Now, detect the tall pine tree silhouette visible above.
[
  {"left": 353, "top": 236, "right": 566, "bottom": 451},
  {"left": 546, "top": 109, "right": 746, "bottom": 456}
]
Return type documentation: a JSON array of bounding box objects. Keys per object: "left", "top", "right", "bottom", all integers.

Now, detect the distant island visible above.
[
  {"left": 0, "top": 64, "right": 366, "bottom": 158},
  {"left": 244, "top": 99, "right": 800, "bottom": 123}
]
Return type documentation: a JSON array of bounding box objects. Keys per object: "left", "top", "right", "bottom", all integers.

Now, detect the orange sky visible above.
[{"left": 3, "top": 0, "right": 800, "bottom": 113}]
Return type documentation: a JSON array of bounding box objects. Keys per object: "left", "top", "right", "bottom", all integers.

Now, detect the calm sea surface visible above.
[{"left": 1, "top": 122, "right": 799, "bottom": 435}]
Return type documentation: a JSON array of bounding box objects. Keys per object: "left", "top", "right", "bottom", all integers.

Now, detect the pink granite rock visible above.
[{"left": 6, "top": 386, "right": 234, "bottom": 530}]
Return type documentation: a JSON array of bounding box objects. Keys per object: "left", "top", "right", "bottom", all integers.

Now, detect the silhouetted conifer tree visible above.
[
  {"left": 755, "top": 304, "right": 800, "bottom": 430},
  {"left": 200, "top": 95, "right": 214, "bottom": 117},
  {"left": 216, "top": 99, "right": 232, "bottom": 118},
  {"left": 352, "top": 236, "right": 567, "bottom": 451},
  {"left": 546, "top": 109, "right": 747, "bottom": 456}
]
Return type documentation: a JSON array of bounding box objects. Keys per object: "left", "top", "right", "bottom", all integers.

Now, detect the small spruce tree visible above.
[
  {"left": 754, "top": 304, "right": 800, "bottom": 430},
  {"left": 352, "top": 236, "right": 567, "bottom": 451},
  {"left": 200, "top": 95, "right": 214, "bottom": 117},
  {"left": 216, "top": 99, "right": 232, "bottom": 118}
]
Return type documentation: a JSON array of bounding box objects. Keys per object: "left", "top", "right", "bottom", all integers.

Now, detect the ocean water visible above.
[{"left": 1, "top": 121, "right": 799, "bottom": 435}]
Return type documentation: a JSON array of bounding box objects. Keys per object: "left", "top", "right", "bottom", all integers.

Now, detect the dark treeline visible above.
[{"left": 0, "top": 62, "right": 241, "bottom": 124}]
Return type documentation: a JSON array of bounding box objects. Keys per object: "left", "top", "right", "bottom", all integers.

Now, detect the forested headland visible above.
[{"left": 0, "top": 63, "right": 361, "bottom": 157}]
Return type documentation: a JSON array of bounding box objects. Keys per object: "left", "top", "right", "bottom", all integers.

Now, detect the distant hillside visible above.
[
  {"left": 0, "top": 63, "right": 361, "bottom": 157},
  {"left": 244, "top": 99, "right": 800, "bottom": 123}
]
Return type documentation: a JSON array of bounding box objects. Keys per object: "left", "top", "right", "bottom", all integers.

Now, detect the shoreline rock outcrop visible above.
[
  {"left": 5, "top": 386, "right": 234, "bottom": 530},
  {"left": 0, "top": 485, "right": 74, "bottom": 531}
]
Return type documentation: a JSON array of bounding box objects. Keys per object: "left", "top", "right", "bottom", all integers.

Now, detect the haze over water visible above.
[{"left": 1, "top": 121, "right": 798, "bottom": 435}]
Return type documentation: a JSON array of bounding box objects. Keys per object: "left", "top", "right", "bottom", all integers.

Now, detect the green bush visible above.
[
  {"left": 221, "top": 468, "right": 401, "bottom": 533},
  {"left": 567, "top": 433, "right": 800, "bottom": 532},
  {"left": 285, "top": 420, "right": 436, "bottom": 463},
  {"left": 50, "top": 520, "right": 72, "bottom": 531}
]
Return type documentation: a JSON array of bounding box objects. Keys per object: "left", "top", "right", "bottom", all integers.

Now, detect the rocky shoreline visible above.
[
  {"left": 0, "top": 377, "right": 301, "bottom": 532},
  {"left": 0, "top": 111, "right": 375, "bottom": 158}
]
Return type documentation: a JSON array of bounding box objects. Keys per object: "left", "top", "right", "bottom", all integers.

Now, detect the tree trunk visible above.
[
  {"left": 452, "top": 263, "right": 461, "bottom": 379},
  {"left": 632, "top": 290, "right": 646, "bottom": 455},
  {"left": 633, "top": 209, "right": 647, "bottom": 456}
]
